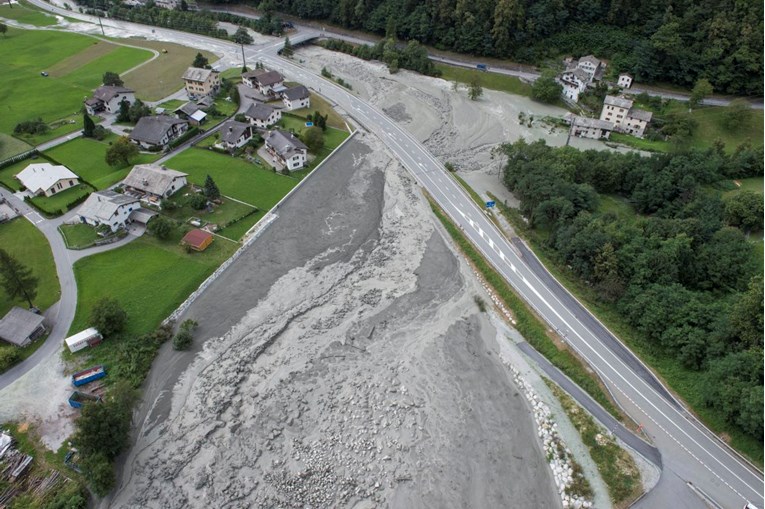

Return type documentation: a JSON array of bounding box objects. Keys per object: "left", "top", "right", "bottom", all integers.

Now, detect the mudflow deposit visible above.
[{"left": 109, "top": 135, "right": 561, "bottom": 508}]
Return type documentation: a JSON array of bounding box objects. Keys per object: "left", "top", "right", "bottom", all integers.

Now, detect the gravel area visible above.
[{"left": 107, "top": 134, "right": 561, "bottom": 508}]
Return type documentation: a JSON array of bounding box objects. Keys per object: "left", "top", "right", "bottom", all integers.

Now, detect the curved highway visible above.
[{"left": 18, "top": 6, "right": 765, "bottom": 508}]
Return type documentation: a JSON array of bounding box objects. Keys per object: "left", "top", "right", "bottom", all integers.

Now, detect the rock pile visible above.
[{"left": 508, "top": 365, "right": 594, "bottom": 509}]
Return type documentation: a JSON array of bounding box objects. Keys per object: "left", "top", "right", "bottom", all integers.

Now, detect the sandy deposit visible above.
[
  {"left": 109, "top": 135, "right": 561, "bottom": 508},
  {"left": 297, "top": 45, "right": 621, "bottom": 179}
]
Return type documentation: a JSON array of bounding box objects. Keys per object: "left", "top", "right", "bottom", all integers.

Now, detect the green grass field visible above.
[
  {"left": 29, "top": 184, "right": 93, "bottom": 216},
  {"left": 162, "top": 187, "right": 257, "bottom": 230},
  {"left": 723, "top": 177, "right": 764, "bottom": 198},
  {"left": 156, "top": 99, "right": 186, "bottom": 112},
  {"left": 166, "top": 149, "right": 298, "bottom": 209},
  {"left": 0, "top": 134, "right": 33, "bottom": 162},
  {"left": 0, "top": 0, "right": 57, "bottom": 26},
  {"left": 434, "top": 63, "right": 533, "bottom": 97},
  {"left": 292, "top": 93, "right": 348, "bottom": 131},
  {"left": 69, "top": 233, "right": 237, "bottom": 336},
  {"left": 44, "top": 135, "right": 160, "bottom": 190},
  {"left": 58, "top": 224, "right": 99, "bottom": 249},
  {"left": 118, "top": 39, "right": 216, "bottom": 101},
  {"left": 0, "top": 28, "right": 152, "bottom": 140},
  {"left": 0, "top": 218, "right": 60, "bottom": 316}
]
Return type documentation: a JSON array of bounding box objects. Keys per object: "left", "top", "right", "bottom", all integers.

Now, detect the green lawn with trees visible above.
[
  {"left": 44, "top": 135, "right": 159, "bottom": 190},
  {"left": 0, "top": 218, "right": 59, "bottom": 316},
  {"left": 500, "top": 139, "right": 764, "bottom": 463},
  {"left": 69, "top": 233, "right": 237, "bottom": 337},
  {"left": 0, "top": 28, "right": 151, "bottom": 140}
]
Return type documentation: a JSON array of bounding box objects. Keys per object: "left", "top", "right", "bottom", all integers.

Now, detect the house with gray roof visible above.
[
  {"left": 0, "top": 307, "right": 46, "bottom": 347},
  {"left": 182, "top": 67, "right": 220, "bottom": 99},
  {"left": 123, "top": 164, "right": 188, "bottom": 199},
  {"left": 265, "top": 130, "right": 308, "bottom": 170},
  {"left": 244, "top": 102, "right": 281, "bottom": 128},
  {"left": 570, "top": 115, "right": 614, "bottom": 140},
  {"left": 129, "top": 115, "right": 189, "bottom": 150},
  {"left": 174, "top": 102, "right": 207, "bottom": 126},
  {"left": 600, "top": 95, "right": 653, "bottom": 138},
  {"left": 281, "top": 85, "right": 310, "bottom": 111},
  {"left": 77, "top": 190, "right": 140, "bottom": 232},
  {"left": 242, "top": 69, "right": 285, "bottom": 96},
  {"left": 84, "top": 85, "right": 135, "bottom": 115},
  {"left": 219, "top": 120, "right": 254, "bottom": 151}
]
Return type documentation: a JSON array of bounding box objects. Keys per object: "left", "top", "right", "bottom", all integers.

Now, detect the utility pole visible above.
[{"left": 98, "top": 15, "right": 105, "bottom": 35}]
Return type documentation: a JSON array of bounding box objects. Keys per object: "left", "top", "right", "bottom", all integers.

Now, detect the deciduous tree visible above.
[
  {"left": 105, "top": 136, "right": 138, "bottom": 167},
  {"left": 102, "top": 71, "right": 123, "bottom": 86},
  {"left": 192, "top": 52, "right": 209, "bottom": 68},
  {"left": 90, "top": 297, "right": 127, "bottom": 337}
]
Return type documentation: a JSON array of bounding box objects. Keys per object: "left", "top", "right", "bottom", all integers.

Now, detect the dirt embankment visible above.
[{"left": 109, "top": 135, "right": 560, "bottom": 508}]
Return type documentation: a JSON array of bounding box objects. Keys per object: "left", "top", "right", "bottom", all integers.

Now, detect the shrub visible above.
[
  {"left": 189, "top": 193, "right": 208, "bottom": 210},
  {"left": 147, "top": 215, "right": 174, "bottom": 239},
  {"left": 14, "top": 118, "right": 49, "bottom": 135},
  {"left": 173, "top": 319, "right": 198, "bottom": 350}
]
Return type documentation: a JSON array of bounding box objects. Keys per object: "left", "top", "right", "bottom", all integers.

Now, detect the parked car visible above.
[{"left": 40, "top": 71, "right": 49, "bottom": 77}]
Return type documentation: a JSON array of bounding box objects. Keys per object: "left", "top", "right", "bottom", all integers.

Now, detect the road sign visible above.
[{"left": 486, "top": 201, "right": 496, "bottom": 208}]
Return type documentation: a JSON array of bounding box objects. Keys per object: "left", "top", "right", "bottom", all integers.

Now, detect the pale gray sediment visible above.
[{"left": 108, "top": 135, "right": 560, "bottom": 508}]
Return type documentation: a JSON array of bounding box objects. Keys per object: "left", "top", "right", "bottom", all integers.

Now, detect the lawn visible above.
[
  {"left": 161, "top": 186, "right": 257, "bottom": 231},
  {"left": 292, "top": 93, "right": 348, "bottom": 130},
  {"left": 0, "top": 217, "right": 60, "bottom": 317},
  {"left": 58, "top": 224, "right": 99, "bottom": 249},
  {"left": 610, "top": 133, "right": 671, "bottom": 153},
  {"left": 69, "top": 232, "right": 237, "bottom": 337},
  {"left": 118, "top": 39, "right": 217, "bottom": 101},
  {"left": 166, "top": 149, "right": 298, "bottom": 209},
  {"left": 276, "top": 114, "right": 350, "bottom": 174},
  {"left": 0, "top": 133, "right": 32, "bottom": 161},
  {"left": 596, "top": 194, "right": 636, "bottom": 222},
  {"left": 434, "top": 63, "right": 533, "bottom": 97},
  {"left": 0, "top": 0, "right": 57, "bottom": 26},
  {"left": 156, "top": 99, "right": 186, "bottom": 112},
  {"left": 29, "top": 184, "right": 93, "bottom": 216},
  {"left": 723, "top": 177, "right": 764, "bottom": 198},
  {"left": 0, "top": 28, "right": 152, "bottom": 140},
  {"left": 44, "top": 135, "right": 160, "bottom": 190}
]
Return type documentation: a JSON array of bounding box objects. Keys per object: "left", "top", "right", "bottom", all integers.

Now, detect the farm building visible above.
[{"left": 0, "top": 307, "right": 46, "bottom": 347}]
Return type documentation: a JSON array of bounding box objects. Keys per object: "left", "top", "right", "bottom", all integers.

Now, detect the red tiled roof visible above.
[{"left": 182, "top": 229, "right": 213, "bottom": 248}]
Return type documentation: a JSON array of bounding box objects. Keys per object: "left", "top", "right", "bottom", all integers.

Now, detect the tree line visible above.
[
  {"left": 321, "top": 38, "right": 439, "bottom": 76},
  {"left": 205, "top": 0, "right": 764, "bottom": 95},
  {"left": 502, "top": 139, "right": 763, "bottom": 440}
]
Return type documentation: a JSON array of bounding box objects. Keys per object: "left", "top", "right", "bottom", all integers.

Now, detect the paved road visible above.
[
  {"left": 249, "top": 31, "right": 764, "bottom": 509},
  {"left": 19, "top": 7, "right": 765, "bottom": 508},
  {"left": 0, "top": 189, "right": 140, "bottom": 391}
]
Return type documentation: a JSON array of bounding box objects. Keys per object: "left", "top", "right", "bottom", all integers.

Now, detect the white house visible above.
[
  {"left": 265, "top": 130, "right": 308, "bottom": 170},
  {"left": 129, "top": 115, "right": 189, "bottom": 150},
  {"left": 618, "top": 73, "right": 633, "bottom": 89},
  {"left": 218, "top": 120, "right": 254, "bottom": 151},
  {"left": 600, "top": 95, "right": 653, "bottom": 138},
  {"left": 15, "top": 163, "right": 79, "bottom": 197},
  {"left": 558, "top": 68, "right": 590, "bottom": 102},
  {"left": 244, "top": 102, "right": 281, "bottom": 128},
  {"left": 77, "top": 190, "right": 140, "bottom": 231},
  {"left": 123, "top": 164, "right": 188, "bottom": 199},
  {"left": 577, "top": 55, "right": 602, "bottom": 78},
  {"left": 281, "top": 85, "right": 310, "bottom": 111},
  {"left": 242, "top": 69, "right": 285, "bottom": 96},
  {"left": 84, "top": 86, "right": 135, "bottom": 115}
]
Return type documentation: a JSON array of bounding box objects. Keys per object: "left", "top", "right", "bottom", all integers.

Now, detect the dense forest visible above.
[
  {"left": 501, "top": 139, "right": 763, "bottom": 441},
  {"left": 203, "top": 0, "right": 764, "bottom": 95}
]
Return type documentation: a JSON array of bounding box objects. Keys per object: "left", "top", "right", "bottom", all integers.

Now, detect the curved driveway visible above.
[{"left": 16, "top": 6, "right": 765, "bottom": 508}]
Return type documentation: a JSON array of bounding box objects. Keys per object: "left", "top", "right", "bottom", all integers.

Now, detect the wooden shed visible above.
[{"left": 181, "top": 229, "right": 214, "bottom": 251}]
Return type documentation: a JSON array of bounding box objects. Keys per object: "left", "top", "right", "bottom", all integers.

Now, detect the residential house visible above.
[
  {"left": 84, "top": 86, "right": 135, "bottom": 115},
  {"left": 600, "top": 95, "right": 652, "bottom": 137},
  {"left": 15, "top": 163, "right": 79, "bottom": 197},
  {"left": 196, "top": 95, "right": 215, "bottom": 109},
  {"left": 77, "top": 190, "right": 140, "bottom": 231},
  {"left": 558, "top": 68, "right": 590, "bottom": 103},
  {"left": 174, "top": 102, "right": 208, "bottom": 126},
  {"left": 0, "top": 307, "right": 46, "bottom": 347},
  {"left": 618, "top": 73, "right": 633, "bottom": 89},
  {"left": 570, "top": 116, "right": 614, "bottom": 140},
  {"left": 123, "top": 164, "right": 188, "bottom": 199},
  {"left": 181, "top": 229, "right": 213, "bottom": 251},
  {"left": 281, "top": 85, "right": 310, "bottom": 111},
  {"left": 219, "top": 120, "right": 254, "bottom": 151},
  {"left": 242, "top": 69, "right": 285, "bottom": 96},
  {"left": 244, "top": 102, "right": 281, "bottom": 128},
  {"left": 129, "top": 115, "right": 189, "bottom": 150},
  {"left": 265, "top": 129, "right": 308, "bottom": 170},
  {"left": 182, "top": 67, "right": 221, "bottom": 99},
  {"left": 577, "top": 55, "right": 603, "bottom": 79}
]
